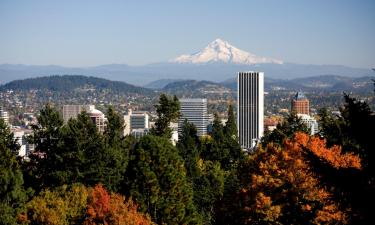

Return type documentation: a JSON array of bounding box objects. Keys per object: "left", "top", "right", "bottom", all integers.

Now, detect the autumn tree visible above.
[
  {"left": 237, "top": 132, "right": 361, "bottom": 225},
  {"left": 84, "top": 184, "right": 152, "bottom": 225},
  {"left": 20, "top": 184, "right": 88, "bottom": 225},
  {"left": 150, "top": 94, "right": 180, "bottom": 139}
]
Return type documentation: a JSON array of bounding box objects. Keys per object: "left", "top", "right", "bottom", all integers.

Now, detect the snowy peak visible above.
[{"left": 171, "top": 39, "right": 283, "bottom": 65}]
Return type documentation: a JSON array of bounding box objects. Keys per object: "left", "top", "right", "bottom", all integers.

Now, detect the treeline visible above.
[{"left": 1, "top": 92, "right": 374, "bottom": 224}]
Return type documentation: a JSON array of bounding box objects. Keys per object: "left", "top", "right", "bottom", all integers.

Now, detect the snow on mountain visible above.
[{"left": 171, "top": 38, "right": 283, "bottom": 65}]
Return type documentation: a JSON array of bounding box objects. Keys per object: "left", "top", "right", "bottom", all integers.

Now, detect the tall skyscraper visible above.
[
  {"left": 179, "top": 98, "right": 209, "bottom": 137},
  {"left": 291, "top": 91, "right": 309, "bottom": 115},
  {"left": 237, "top": 71, "right": 264, "bottom": 150}
]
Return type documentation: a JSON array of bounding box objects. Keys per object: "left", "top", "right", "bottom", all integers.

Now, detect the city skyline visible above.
[{"left": 0, "top": 0, "right": 374, "bottom": 68}]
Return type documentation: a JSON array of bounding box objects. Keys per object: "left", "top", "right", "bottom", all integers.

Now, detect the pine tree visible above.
[
  {"left": 125, "top": 135, "right": 202, "bottom": 225},
  {"left": 150, "top": 94, "right": 180, "bottom": 139},
  {"left": 0, "top": 119, "right": 28, "bottom": 225},
  {"left": 224, "top": 104, "right": 237, "bottom": 140},
  {"left": 26, "top": 104, "right": 64, "bottom": 190}
]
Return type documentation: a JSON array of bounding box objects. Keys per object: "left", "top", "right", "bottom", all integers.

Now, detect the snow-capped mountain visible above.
[{"left": 171, "top": 38, "right": 283, "bottom": 65}]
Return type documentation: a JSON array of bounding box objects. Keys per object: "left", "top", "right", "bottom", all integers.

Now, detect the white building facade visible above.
[
  {"left": 237, "top": 71, "right": 264, "bottom": 150},
  {"left": 297, "top": 114, "right": 319, "bottom": 135},
  {"left": 178, "top": 98, "right": 209, "bottom": 137}
]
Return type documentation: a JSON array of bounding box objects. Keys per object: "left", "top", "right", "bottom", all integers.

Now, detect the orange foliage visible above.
[
  {"left": 84, "top": 184, "right": 152, "bottom": 225},
  {"left": 292, "top": 132, "right": 361, "bottom": 169},
  {"left": 240, "top": 133, "right": 361, "bottom": 224}
]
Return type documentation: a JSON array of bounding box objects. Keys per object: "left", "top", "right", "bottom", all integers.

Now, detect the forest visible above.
[{"left": 1, "top": 92, "right": 374, "bottom": 225}]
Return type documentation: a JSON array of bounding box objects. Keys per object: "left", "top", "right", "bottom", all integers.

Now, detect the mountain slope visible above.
[{"left": 171, "top": 39, "right": 283, "bottom": 65}]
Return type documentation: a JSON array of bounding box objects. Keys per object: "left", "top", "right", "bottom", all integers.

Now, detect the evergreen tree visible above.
[
  {"left": 150, "top": 94, "right": 180, "bottom": 139},
  {"left": 26, "top": 104, "right": 64, "bottom": 190},
  {"left": 177, "top": 120, "right": 225, "bottom": 224},
  {"left": 0, "top": 119, "right": 28, "bottom": 225},
  {"left": 125, "top": 135, "right": 202, "bottom": 225},
  {"left": 224, "top": 104, "right": 237, "bottom": 140},
  {"left": 177, "top": 119, "right": 200, "bottom": 177},
  {"left": 58, "top": 111, "right": 104, "bottom": 186},
  {"left": 102, "top": 106, "right": 131, "bottom": 192},
  {"left": 318, "top": 94, "right": 375, "bottom": 224},
  {"left": 261, "top": 112, "right": 309, "bottom": 147}
]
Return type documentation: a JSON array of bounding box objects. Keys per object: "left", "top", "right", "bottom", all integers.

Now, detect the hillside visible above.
[
  {"left": 0, "top": 75, "right": 154, "bottom": 95},
  {"left": 161, "top": 80, "right": 233, "bottom": 98},
  {"left": 221, "top": 75, "right": 375, "bottom": 92}
]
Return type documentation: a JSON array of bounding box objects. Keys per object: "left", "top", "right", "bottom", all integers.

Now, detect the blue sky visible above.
[{"left": 0, "top": 0, "right": 374, "bottom": 68}]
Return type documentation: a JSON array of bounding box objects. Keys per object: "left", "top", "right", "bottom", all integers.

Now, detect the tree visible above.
[
  {"left": 124, "top": 135, "right": 202, "bottom": 225},
  {"left": 84, "top": 184, "right": 152, "bottom": 225},
  {"left": 202, "top": 113, "right": 243, "bottom": 170},
  {"left": 0, "top": 119, "right": 28, "bottom": 225},
  {"left": 261, "top": 112, "right": 309, "bottom": 147},
  {"left": 150, "top": 94, "right": 180, "bottom": 139},
  {"left": 237, "top": 132, "right": 361, "bottom": 225},
  {"left": 177, "top": 120, "right": 200, "bottom": 177},
  {"left": 26, "top": 104, "right": 64, "bottom": 190},
  {"left": 177, "top": 120, "right": 225, "bottom": 224},
  {"left": 20, "top": 184, "right": 88, "bottom": 225},
  {"left": 318, "top": 94, "right": 375, "bottom": 224},
  {"left": 223, "top": 104, "right": 237, "bottom": 140},
  {"left": 102, "top": 106, "right": 131, "bottom": 192},
  {"left": 55, "top": 112, "right": 104, "bottom": 186},
  {"left": 20, "top": 184, "right": 152, "bottom": 225}
]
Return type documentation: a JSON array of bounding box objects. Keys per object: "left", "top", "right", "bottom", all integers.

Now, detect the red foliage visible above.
[{"left": 84, "top": 184, "right": 152, "bottom": 225}]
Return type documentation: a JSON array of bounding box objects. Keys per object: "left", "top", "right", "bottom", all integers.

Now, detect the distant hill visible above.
[
  {"left": 144, "top": 79, "right": 185, "bottom": 89},
  {"left": 160, "top": 80, "right": 233, "bottom": 98},
  {"left": 221, "top": 75, "right": 375, "bottom": 92},
  {"left": 0, "top": 75, "right": 154, "bottom": 96}
]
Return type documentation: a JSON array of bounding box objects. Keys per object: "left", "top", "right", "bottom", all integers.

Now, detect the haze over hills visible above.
[{"left": 0, "top": 39, "right": 373, "bottom": 86}]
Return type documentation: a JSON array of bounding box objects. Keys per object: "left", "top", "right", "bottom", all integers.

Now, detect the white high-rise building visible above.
[
  {"left": 237, "top": 71, "right": 264, "bottom": 150},
  {"left": 179, "top": 98, "right": 209, "bottom": 137},
  {"left": 0, "top": 107, "right": 9, "bottom": 125},
  {"left": 297, "top": 114, "right": 319, "bottom": 135},
  {"left": 123, "top": 109, "right": 149, "bottom": 136}
]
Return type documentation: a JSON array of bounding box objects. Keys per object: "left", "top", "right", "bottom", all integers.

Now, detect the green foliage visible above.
[
  {"left": 223, "top": 104, "right": 237, "bottom": 140},
  {"left": 202, "top": 113, "right": 244, "bottom": 170},
  {"left": 150, "top": 93, "right": 180, "bottom": 139},
  {"left": 261, "top": 112, "right": 309, "bottom": 147},
  {"left": 26, "top": 104, "right": 64, "bottom": 189},
  {"left": 0, "top": 119, "right": 28, "bottom": 225},
  {"left": 22, "top": 184, "right": 88, "bottom": 225},
  {"left": 101, "top": 106, "right": 131, "bottom": 192},
  {"left": 125, "top": 135, "right": 202, "bottom": 225},
  {"left": 59, "top": 112, "right": 105, "bottom": 186},
  {"left": 317, "top": 94, "right": 375, "bottom": 224},
  {"left": 0, "top": 75, "right": 153, "bottom": 95},
  {"left": 177, "top": 120, "right": 225, "bottom": 224}
]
